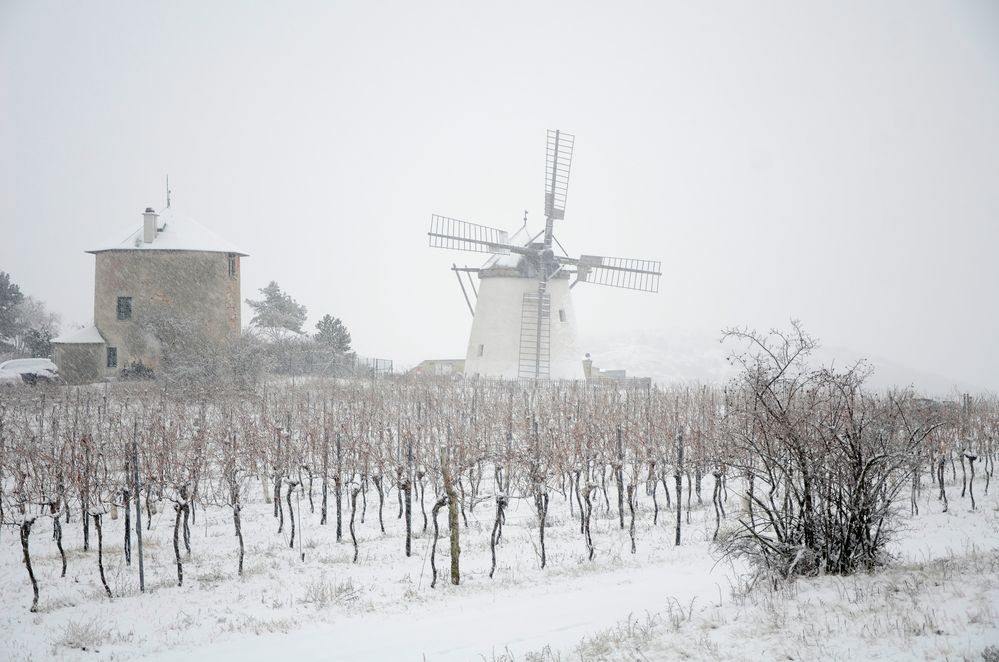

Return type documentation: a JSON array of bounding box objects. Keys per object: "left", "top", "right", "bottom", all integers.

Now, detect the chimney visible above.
[{"left": 143, "top": 207, "right": 158, "bottom": 244}]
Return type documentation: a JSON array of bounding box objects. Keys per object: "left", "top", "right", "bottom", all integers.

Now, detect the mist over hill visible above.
[{"left": 583, "top": 326, "right": 987, "bottom": 397}]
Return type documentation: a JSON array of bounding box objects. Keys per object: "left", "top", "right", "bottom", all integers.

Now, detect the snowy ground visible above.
[
  {"left": 1, "top": 476, "right": 996, "bottom": 661},
  {"left": 563, "top": 493, "right": 999, "bottom": 661}
]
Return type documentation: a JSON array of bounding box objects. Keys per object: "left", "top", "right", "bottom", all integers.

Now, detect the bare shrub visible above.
[{"left": 717, "top": 322, "right": 943, "bottom": 580}]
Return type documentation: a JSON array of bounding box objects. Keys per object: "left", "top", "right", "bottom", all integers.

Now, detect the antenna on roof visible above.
[{"left": 165, "top": 175, "right": 171, "bottom": 208}]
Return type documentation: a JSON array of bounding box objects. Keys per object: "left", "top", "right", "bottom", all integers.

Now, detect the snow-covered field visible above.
[{"left": 1, "top": 475, "right": 996, "bottom": 661}]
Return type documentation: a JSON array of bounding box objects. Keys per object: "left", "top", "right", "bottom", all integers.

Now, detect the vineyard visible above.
[{"left": 1, "top": 328, "right": 997, "bottom": 659}]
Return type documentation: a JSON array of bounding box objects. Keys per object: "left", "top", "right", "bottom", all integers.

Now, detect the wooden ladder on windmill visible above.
[{"left": 518, "top": 290, "right": 551, "bottom": 380}]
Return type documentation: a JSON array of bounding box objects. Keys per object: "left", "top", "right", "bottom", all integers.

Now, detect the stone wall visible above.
[{"left": 94, "top": 250, "right": 241, "bottom": 375}]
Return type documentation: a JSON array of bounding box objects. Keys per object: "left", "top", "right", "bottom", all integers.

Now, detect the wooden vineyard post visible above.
[
  {"left": 132, "top": 422, "right": 145, "bottom": 592},
  {"left": 440, "top": 446, "right": 460, "bottom": 585},
  {"left": 675, "top": 431, "right": 683, "bottom": 547},
  {"left": 616, "top": 426, "right": 625, "bottom": 529}
]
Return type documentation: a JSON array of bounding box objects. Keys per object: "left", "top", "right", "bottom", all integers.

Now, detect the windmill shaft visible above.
[{"left": 429, "top": 232, "right": 538, "bottom": 259}]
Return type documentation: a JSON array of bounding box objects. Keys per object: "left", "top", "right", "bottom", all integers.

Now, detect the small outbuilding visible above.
[{"left": 51, "top": 325, "right": 106, "bottom": 384}]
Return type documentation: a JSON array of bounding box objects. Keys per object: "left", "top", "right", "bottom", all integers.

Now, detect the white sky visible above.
[{"left": 1, "top": 1, "right": 997, "bottom": 388}]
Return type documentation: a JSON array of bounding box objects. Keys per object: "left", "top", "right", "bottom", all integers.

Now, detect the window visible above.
[
  {"left": 228, "top": 254, "right": 238, "bottom": 278},
  {"left": 558, "top": 309, "right": 567, "bottom": 323},
  {"left": 117, "top": 296, "right": 132, "bottom": 320},
  {"left": 477, "top": 344, "right": 484, "bottom": 357},
  {"left": 106, "top": 347, "right": 118, "bottom": 368}
]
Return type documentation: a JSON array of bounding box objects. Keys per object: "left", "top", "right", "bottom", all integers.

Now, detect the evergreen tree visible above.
[
  {"left": 245, "top": 281, "right": 307, "bottom": 333},
  {"left": 0, "top": 271, "right": 24, "bottom": 343},
  {"left": 315, "top": 314, "right": 352, "bottom": 354},
  {"left": 24, "top": 327, "right": 54, "bottom": 358}
]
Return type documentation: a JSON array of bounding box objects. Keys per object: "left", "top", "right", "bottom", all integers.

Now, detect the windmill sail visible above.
[
  {"left": 574, "top": 255, "right": 662, "bottom": 293},
  {"left": 429, "top": 215, "right": 512, "bottom": 254},
  {"left": 544, "top": 130, "right": 574, "bottom": 221}
]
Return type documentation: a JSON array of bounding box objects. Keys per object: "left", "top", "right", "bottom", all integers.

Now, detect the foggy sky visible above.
[{"left": 2, "top": 1, "right": 998, "bottom": 389}]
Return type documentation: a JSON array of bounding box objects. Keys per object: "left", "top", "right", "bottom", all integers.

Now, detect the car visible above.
[
  {"left": 0, "top": 370, "right": 21, "bottom": 386},
  {"left": 0, "top": 358, "right": 61, "bottom": 385}
]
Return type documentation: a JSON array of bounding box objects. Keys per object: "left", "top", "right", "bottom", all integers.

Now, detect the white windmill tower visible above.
[{"left": 429, "top": 130, "right": 661, "bottom": 380}]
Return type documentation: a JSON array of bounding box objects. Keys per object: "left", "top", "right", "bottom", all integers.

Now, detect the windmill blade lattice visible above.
[
  {"left": 428, "top": 214, "right": 512, "bottom": 254},
  {"left": 544, "top": 130, "right": 574, "bottom": 221},
  {"left": 574, "top": 255, "right": 662, "bottom": 293}
]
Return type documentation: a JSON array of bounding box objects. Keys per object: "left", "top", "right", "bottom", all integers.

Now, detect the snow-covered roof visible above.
[
  {"left": 87, "top": 207, "right": 248, "bottom": 256},
  {"left": 483, "top": 225, "right": 534, "bottom": 269},
  {"left": 52, "top": 325, "right": 106, "bottom": 344}
]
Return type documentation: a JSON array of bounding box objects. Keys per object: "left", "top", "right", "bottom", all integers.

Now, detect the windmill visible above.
[{"left": 429, "top": 129, "right": 661, "bottom": 380}]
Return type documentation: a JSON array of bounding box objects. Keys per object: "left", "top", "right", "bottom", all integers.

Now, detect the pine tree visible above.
[
  {"left": 0, "top": 271, "right": 24, "bottom": 344},
  {"left": 24, "top": 328, "right": 53, "bottom": 358},
  {"left": 245, "top": 281, "right": 307, "bottom": 333},
  {"left": 314, "top": 314, "right": 352, "bottom": 354}
]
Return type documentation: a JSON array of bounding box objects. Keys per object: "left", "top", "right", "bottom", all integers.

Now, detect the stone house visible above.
[{"left": 52, "top": 206, "right": 247, "bottom": 383}]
